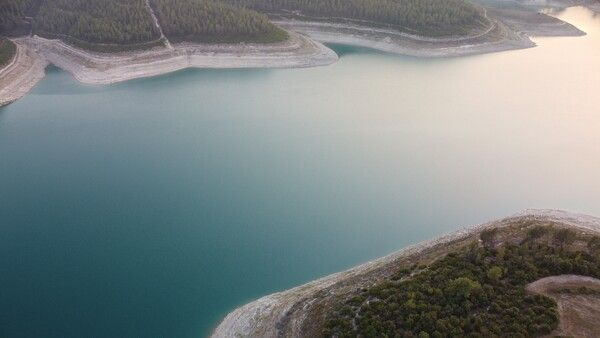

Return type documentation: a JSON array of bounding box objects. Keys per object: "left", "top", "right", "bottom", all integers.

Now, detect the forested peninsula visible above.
[
  {"left": 1, "top": 0, "right": 489, "bottom": 49},
  {"left": 213, "top": 210, "right": 600, "bottom": 338},
  {"left": 0, "top": 0, "right": 594, "bottom": 107}
]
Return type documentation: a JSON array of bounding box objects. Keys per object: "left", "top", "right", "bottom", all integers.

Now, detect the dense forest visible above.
[
  {"left": 32, "top": 0, "right": 161, "bottom": 49},
  {"left": 323, "top": 226, "right": 600, "bottom": 336},
  {"left": 150, "top": 0, "right": 287, "bottom": 43},
  {"left": 222, "top": 0, "right": 487, "bottom": 36},
  {"left": 0, "top": 0, "right": 487, "bottom": 49},
  {"left": 0, "top": 0, "right": 41, "bottom": 36},
  {"left": 0, "top": 37, "right": 16, "bottom": 67}
]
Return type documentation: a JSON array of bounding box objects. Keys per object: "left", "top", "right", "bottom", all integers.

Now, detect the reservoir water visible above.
[{"left": 1, "top": 7, "right": 598, "bottom": 338}]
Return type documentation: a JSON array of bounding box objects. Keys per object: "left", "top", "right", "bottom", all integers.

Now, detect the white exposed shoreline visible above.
[
  {"left": 276, "top": 19, "right": 535, "bottom": 58},
  {"left": 212, "top": 209, "right": 600, "bottom": 337},
  {"left": 0, "top": 43, "right": 48, "bottom": 106},
  {"left": 0, "top": 31, "right": 337, "bottom": 106},
  {"left": 14, "top": 32, "right": 337, "bottom": 86}
]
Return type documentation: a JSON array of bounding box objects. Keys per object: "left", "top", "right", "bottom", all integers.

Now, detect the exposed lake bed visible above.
[{"left": 1, "top": 5, "right": 599, "bottom": 338}]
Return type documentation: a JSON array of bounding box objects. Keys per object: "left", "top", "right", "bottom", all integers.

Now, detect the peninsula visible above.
[
  {"left": 213, "top": 210, "right": 600, "bottom": 337},
  {"left": 0, "top": 0, "right": 597, "bottom": 106}
]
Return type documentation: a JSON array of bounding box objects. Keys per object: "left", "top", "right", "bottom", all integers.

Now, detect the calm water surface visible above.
[{"left": 1, "top": 7, "right": 599, "bottom": 338}]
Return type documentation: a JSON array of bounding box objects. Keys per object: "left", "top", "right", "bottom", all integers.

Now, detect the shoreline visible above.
[
  {"left": 212, "top": 209, "right": 600, "bottom": 337},
  {"left": 14, "top": 31, "right": 337, "bottom": 86},
  {"left": 274, "top": 1, "right": 586, "bottom": 58},
  {"left": 0, "top": 31, "right": 336, "bottom": 107},
  {"left": 276, "top": 18, "right": 536, "bottom": 58},
  {"left": 0, "top": 3, "right": 592, "bottom": 106},
  {"left": 0, "top": 43, "right": 48, "bottom": 106}
]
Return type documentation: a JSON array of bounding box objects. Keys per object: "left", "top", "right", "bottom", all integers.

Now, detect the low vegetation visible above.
[
  {"left": 323, "top": 225, "right": 600, "bottom": 337},
  {"left": 0, "top": 38, "right": 17, "bottom": 67},
  {"left": 150, "top": 0, "right": 287, "bottom": 43},
  {"left": 223, "top": 0, "right": 487, "bottom": 36}
]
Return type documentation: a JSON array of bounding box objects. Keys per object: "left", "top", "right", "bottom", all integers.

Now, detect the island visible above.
[
  {"left": 213, "top": 210, "right": 600, "bottom": 337},
  {"left": 0, "top": 0, "right": 597, "bottom": 106}
]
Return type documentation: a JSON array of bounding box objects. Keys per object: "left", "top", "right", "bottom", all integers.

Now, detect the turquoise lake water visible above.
[{"left": 1, "top": 7, "right": 599, "bottom": 338}]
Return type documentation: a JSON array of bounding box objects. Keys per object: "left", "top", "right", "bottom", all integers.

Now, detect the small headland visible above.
[{"left": 213, "top": 210, "right": 600, "bottom": 337}]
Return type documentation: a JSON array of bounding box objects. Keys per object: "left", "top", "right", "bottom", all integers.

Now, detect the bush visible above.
[
  {"left": 486, "top": 266, "right": 503, "bottom": 281},
  {"left": 527, "top": 226, "right": 549, "bottom": 241},
  {"left": 480, "top": 228, "right": 498, "bottom": 249},
  {"left": 554, "top": 228, "right": 577, "bottom": 247}
]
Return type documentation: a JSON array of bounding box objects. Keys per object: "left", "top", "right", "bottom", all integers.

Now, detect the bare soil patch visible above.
[{"left": 527, "top": 275, "right": 600, "bottom": 338}]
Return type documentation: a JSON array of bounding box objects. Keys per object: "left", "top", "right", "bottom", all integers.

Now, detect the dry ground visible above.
[{"left": 527, "top": 275, "right": 600, "bottom": 338}]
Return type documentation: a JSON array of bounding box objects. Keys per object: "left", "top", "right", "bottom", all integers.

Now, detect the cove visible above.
[{"left": 0, "top": 7, "right": 599, "bottom": 338}]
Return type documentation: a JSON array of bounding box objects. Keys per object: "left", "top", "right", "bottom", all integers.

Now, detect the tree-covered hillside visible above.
[
  {"left": 0, "top": 37, "right": 16, "bottom": 67},
  {"left": 223, "top": 0, "right": 487, "bottom": 36},
  {"left": 0, "top": 0, "right": 488, "bottom": 49},
  {"left": 324, "top": 226, "right": 600, "bottom": 336},
  {"left": 150, "top": 0, "right": 287, "bottom": 43},
  {"left": 0, "top": 0, "right": 42, "bottom": 36},
  {"left": 32, "top": 0, "right": 161, "bottom": 49}
]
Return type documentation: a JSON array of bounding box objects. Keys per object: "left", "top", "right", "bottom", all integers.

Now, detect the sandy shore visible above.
[
  {"left": 0, "top": 43, "right": 48, "bottom": 106},
  {"left": 212, "top": 209, "right": 600, "bottom": 337},
  {"left": 15, "top": 32, "right": 337, "bottom": 85}
]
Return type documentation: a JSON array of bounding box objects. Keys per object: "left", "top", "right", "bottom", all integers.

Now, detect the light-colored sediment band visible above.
[
  {"left": 0, "top": 31, "right": 336, "bottom": 106},
  {"left": 0, "top": 43, "right": 48, "bottom": 106},
  {"left": 15, "top": 32, "right": 337, "bottom": 85},
  {"left": 212, "top": 209, "right": 600, "bottom": 337},
  {"left": 276, "top": 18, "right": 536, "bottom": 58}
]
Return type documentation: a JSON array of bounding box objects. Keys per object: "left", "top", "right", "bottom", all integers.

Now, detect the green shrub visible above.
[{"left": 527, "top": 226, "right": 549, "bottom": 241}]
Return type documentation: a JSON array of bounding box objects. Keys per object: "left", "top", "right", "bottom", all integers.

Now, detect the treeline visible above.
[
  {"left": 150, "top": 0, "right": 287, "bottom": 43},
  {"left": 223, "top": 0, "right": 486, "bottom": 36},
  {"left": 0, "top": 38, "right": 16, "bottom": 67},
  {"left": 1, "top": 0, "right": 487, "bottom": 49},
  {"left": 0, "top": 0, "right": 41, "bottom": 36},
  {"left": 32, "top": 0, "right": 160, "bottom": 46},
  {"left": 324, "top": 226, "right": 600, "bottom": 336}
]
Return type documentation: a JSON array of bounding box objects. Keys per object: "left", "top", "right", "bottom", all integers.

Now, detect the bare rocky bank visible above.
[
  {"left": 0, "top": 31, "right": 336, "bottom": 107},
  {"left": 13, "top": 32, "right": 337, "bottom": 86},
  {"left": 0, "top": 43, "right": 48, "bottom": 106},
  {"left": 212, "top": 210, "right": 600, "bottom": 337}
]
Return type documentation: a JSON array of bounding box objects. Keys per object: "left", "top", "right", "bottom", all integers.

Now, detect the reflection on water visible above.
[{"left": 0, "top": 6, "right": 598, "bottom": 338}]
